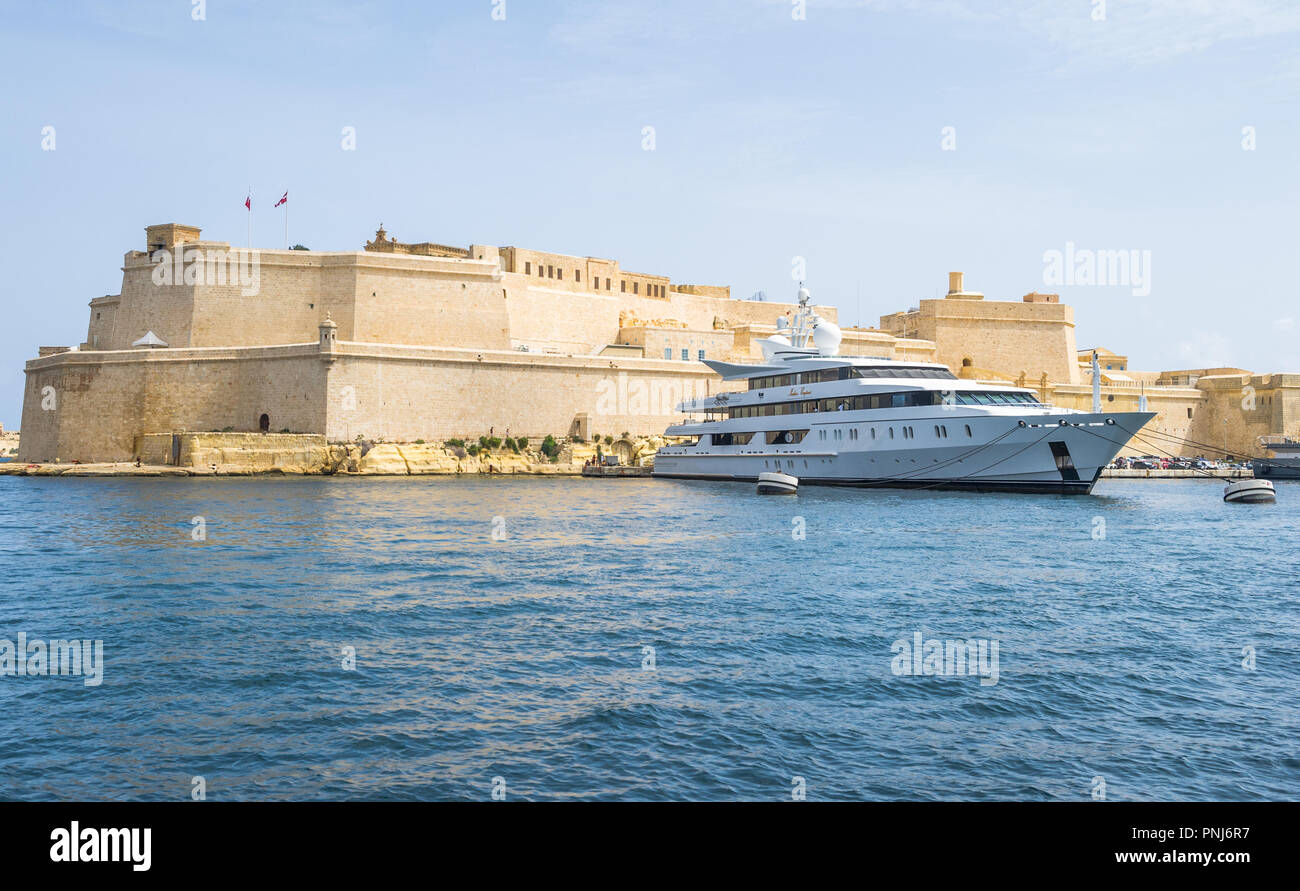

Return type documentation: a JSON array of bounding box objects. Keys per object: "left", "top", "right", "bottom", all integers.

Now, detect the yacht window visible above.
[{"left": 965, "top": 424, "right": 972, "bottom": 437}]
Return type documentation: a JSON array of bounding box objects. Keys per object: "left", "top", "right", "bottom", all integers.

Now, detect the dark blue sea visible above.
[{"left": 0, "top": 475, "right": 1296, "bottom": 801}]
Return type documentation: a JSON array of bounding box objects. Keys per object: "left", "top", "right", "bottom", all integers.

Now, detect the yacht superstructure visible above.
[{"left": 652, "top": 288, "right": 1154, "bottom": 494}]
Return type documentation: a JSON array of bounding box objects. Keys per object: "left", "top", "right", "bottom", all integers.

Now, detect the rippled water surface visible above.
[{"left": 0, "top": 475, "right": 1296, "bottom": 800}]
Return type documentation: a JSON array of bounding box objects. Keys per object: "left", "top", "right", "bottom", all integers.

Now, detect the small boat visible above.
[
  {"left": 757, "top": 471, "right": 799, "bottom": 495},
  {"left": 1224, "top": 479, "right": 1275, "bottom": 504}
]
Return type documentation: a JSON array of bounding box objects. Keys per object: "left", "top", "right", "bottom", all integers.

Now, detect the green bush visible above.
[
  {"left": 540, "top": 434, "right": 560, "bottom": 458},
  {"left": 514, "top": 436, "right": 528, "bottom": 450},
  {"left": 604, "top": 435, "right": 613, "bottom": 445},
  {"left": 487, "top": 436, "right": 502, "bottom": 449},
  {"left": 446, "top": 438, "right": 465, "bottom": 449},
  {"left": 507, "top": 438, "right": 520, "bottom": 453},
  {"left": 414, "top": 439, "right": 425, "bottom": 444},
  {"left": 467, "top": 444, "right": 481, "bottom": 456}
]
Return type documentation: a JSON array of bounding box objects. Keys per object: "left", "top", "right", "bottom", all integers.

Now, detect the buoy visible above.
[
  {"left": 757, "top": 471, "right": 798, "bottom": 495},
  {"left": 1223, "top": 478, "right": 1275, "bottom": 503}
]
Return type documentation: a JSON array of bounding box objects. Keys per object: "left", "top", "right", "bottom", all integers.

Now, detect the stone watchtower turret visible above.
[{"left": 319, "top": 313, "right": 338, "bottom": 363}]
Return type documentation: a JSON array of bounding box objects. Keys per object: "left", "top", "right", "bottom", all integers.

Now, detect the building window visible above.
[
  {"left": 698, "top": 349, "right": 705, "bottom": 361},
  {"left": 664, "top": 347, "right": 672, "bottom": 360},
  {"left": 576, "top": 270, "right": 581, "bottom": 283},
  {"left": 1187, "top": 407, "right": 1193, "bottom": 418},
  {"left": 538, "top": 265, "right": 544, "bottom": 277},
  {"left": 634, "top": 283, "right": 639, "bottom": 294},
  {"left": 547, "top": 265, "right": 554, "bottom": 278},
  {"left": 524, "top": 261, "right": 531, "bottom": 274},
  {"left": 605, "top": 278, "right": 611, "bottom": 290},
  {"left": 681, "top": 348, "right": 688, "bottom": 360},
  {"left": 557, "top": 268, "right": 563, "bottom": 280}
]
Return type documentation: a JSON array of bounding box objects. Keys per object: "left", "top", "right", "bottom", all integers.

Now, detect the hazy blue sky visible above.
[{"left": 2, "top": 0, "right": 1297, "bottom": 428}]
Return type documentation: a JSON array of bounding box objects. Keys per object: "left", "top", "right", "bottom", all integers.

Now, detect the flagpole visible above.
[
  {"left": 284, "top": 188, "right": 289, "bottom": 250},
  {"left": 247, "top": 185, "right": 252, "bottom": 249}
]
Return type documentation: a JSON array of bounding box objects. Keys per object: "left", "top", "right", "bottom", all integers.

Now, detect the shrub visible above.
[
  {"left": 414, "top": 439, "right": 425, "bottom": 444},
  {"left": 514, "top": 436, "right": 528, "bottom": 450},
  {"left": 620, "top": 431, "right": 629, "bottom": 438},
  {"left": 446, "top": 438, "right": 465, "bottom": 449},
  {"left": 604, "top": 435, "right": 613, "bottom": 445},
  {"left": 467, "top": 444, "right": 481, "bottom": 456},
  {"left": 486, "top": 436, "right": 502, "bottom": 449},
  {"left": 540, "top": 434, "right": 560, "bottom": 458},
  {"left": 507, "top": 438, "right": 520, "bottom": 453}
]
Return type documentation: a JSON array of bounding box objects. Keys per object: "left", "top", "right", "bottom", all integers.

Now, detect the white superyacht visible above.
[{"left": 653, "top": 288, "right": 1154, "bottom": 494}]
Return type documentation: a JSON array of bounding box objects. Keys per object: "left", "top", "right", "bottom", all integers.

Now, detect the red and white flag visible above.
[
  {"left": 244, "top": 195, "right": 251, "bottom": 210},
  {"left": 274, "top": 191, "right": 288, "bottom": 208}
]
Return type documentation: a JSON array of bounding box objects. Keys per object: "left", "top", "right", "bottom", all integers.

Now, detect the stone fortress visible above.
[{"left": 17, "top": 223, "right": 1299, "bottom": 466}]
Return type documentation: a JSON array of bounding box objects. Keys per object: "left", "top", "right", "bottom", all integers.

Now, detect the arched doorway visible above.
[{"left": 259, "top": 413, "right": 270, "bottom": 433}]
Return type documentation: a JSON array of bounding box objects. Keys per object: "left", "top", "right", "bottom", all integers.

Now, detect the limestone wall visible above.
[
  {"left": 1186, "top": 373, "right": 1300, "bottom": 457},
  {"left": 19, "top": 340, "right": 727, "bottom": 464},
  {"left": 323, "top": 344, "right": 726, "bottom": 443},
  {"left": 19, "top": 345, "right": 329, "bottom": 463},
  {"left": 882, "top": 296, "right": 1079, "bottom": 385}
]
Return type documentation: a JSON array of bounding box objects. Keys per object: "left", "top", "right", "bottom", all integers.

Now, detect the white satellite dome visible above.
[
  {"left": 759, "top": 333, "right": 792, "bottom": 362},
  {"left": 811, "top": 317, "right": 842, "bottom": 356}
]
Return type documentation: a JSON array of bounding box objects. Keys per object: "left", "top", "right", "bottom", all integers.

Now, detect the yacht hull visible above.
[{"left": 652, "top": 411, "right": 1152, "bottom": 496}]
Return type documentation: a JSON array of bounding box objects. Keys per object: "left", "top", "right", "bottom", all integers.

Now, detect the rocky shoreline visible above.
[{"left": 0, "top": 435, "right": 668, "bottom": 478}]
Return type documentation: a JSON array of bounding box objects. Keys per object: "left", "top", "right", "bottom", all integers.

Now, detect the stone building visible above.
[{"left": 18, "top": 224, "right": 1297, "bottom": 464}]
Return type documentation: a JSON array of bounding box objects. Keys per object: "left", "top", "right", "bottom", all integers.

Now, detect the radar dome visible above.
[
  {"left": 811, "top": 317, "right": 842, "bottom": 356},
  {"left": 759, "top": 333, "right": 792, "bottom": 362}
]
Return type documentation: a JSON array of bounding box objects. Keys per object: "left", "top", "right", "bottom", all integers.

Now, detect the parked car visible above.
[{"left": 1130, "top": 459, "right": 1157, "bottom": 469}]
